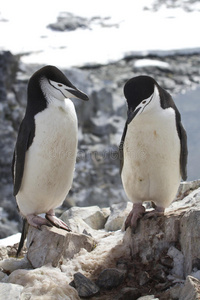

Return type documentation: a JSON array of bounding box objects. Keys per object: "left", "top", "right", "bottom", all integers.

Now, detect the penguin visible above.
[
  {"left": 119, "top": 75, "right": 187, "bottom": 231},
  {"left": 12, "top": 65, "right": 89, "bottom": 256}
]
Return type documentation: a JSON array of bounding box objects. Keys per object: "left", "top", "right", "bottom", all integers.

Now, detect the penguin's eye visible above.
[
  {"left": 142, "top": 100, "right": 146, "bottom": 104},
  {"left": 58, "top": 84, "right": 63, "bottom": 87}
]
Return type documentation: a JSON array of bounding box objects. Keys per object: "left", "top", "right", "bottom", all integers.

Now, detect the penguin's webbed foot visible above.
[
  {"left": 45, "top": 209, "right": 71, "bottom": 232},
  {"left": 143, "top": 205, "right": 165, "bottom": 220},
  {"left": 27, "top": 214, "right": 53, "bottom": 230},
  {"left": 125, "top": 203, "right": 145, "bottom": 232}
]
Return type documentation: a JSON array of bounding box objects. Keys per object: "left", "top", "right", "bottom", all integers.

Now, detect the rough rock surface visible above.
[
  {"left": 0, "top": 182, "right": 200, "bottom": 299},
  {"left": 179, "top": 276, "right": 200, "bottom": 300},
  {"left": 0, "top": 282, "right": 23, "bottom": 299},
  {"left": 47, "top": 12, "right": 117, "bottom": 32},
  {"left": 26, "top": 226, "right": 96, "bottom": 268}
]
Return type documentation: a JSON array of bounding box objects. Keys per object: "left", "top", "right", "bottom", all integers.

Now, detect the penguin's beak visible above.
[
  {"left": 127, "top": 107, "right": 141, "bottom": 124},
  {"left": 65, "top": 87, "right": 89, "bottom": 101}
]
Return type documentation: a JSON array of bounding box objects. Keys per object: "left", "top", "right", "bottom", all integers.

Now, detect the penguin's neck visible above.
[{"left": 48, "top": 96, "right": 73, "bottom": 112}]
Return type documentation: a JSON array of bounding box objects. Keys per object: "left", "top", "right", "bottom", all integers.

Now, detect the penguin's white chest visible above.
[
  {"left": 16, "top": 100, "right": 78, "bottom": 216},
  {"left": 121, "top": 108, "right": 181, "bottom": 207}
]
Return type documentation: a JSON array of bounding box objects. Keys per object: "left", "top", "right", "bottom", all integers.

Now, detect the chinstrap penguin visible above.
[
  {"left": 119, "top": 75, "right": 187, "bottom": 231},
  {"left": 12, "top": 65, "right": 89, "bottom": 255}
]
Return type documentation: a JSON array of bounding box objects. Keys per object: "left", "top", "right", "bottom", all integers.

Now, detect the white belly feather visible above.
[
  {"left": 121, "top": 107, "right": 181, "bottom": 208},
  {"left": 16, "top": 100, "right": 78, "bottom": 216}
]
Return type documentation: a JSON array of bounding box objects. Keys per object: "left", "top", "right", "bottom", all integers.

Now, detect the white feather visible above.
[
  {"left": 121, "top": 104, "right": 181, "bottom": 208},
  {"left": 16, "top": 98, "right": 78, "bottom": 216}
]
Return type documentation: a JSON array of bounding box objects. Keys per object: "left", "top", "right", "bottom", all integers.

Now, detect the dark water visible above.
[{"left": 174, "top": 87, "right": 200, "bottom": 180}]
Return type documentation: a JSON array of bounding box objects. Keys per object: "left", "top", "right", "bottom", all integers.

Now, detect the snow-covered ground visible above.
[
  {"left": 1, "top": 0, "right": 200, "bottom": 67},
  {"left": 0, "top": 233, "right": 21, "bottom": 247}
]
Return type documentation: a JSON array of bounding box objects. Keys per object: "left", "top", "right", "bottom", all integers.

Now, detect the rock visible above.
[
  {"left": 0, "top": 257, "right": 31, "bottom": 274},
  {"left": 176, "top": 180, "right": 200, "bottom": 199},
  {"left": 124, "top": 188, "right": 200, "bottom": 278},
  {"left": 179, "top": 276, "right": 200, "bottom": 300},
  {"left": 117, "top": 287, "right": 141, "bottom": 300},
  {"left": 139, "top": 271, "right": 151, "bottom": 286},
  {"left": 96, "top": 268, "right": 126, "bottom": 289},
  {"left": 5, "top": 266, "right": 80, "bottom": 300},
  {"left": 0, "top": 51, "right": 21, "bottom": 237},
  {"left": 61, "top": 206, "right": 108, "bottom": 230},
  {"left": 167, "top": 246, "right": 184, "bottom": 278},
  {"left": 0, "top": 246, "right": 8, "bottom": 261},
  {"left": 0, "top": 282, "right": 23, "bottom": 299},
  {"left": 169, "top": 284, "right": 184, "bottom": 300},
  {"left": 47, "top": 12, "right": 90, "bottom": 31},
  {"left": 71, "top": 272, "right": 99, "bottom": 297},
  {"left": 191, "top": 270, "right": 200, "bottom": 280},
  {"left": 180, "top": 209, "right": 200, "bottom": 275},
  {"left": 26, "top": 225, "right": 96, "bottom": 268},
  {"left": 105, "top": 202, "right": 132, "bottom": 231},
  {"left": 47, "top": 12, "right": 118, "bottom": 32},
  {"left": 137, "top": 296, "right": 159, "bottom": 300}
]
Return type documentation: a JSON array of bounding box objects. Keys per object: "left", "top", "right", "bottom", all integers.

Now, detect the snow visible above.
[
  {"left": 0, "top": 0, "right": 200, "bottom": 67},
  {"left": 134, "top": 59, "right": 170, "bottom": 69},
  {"left": 0, "top": 233, "right": 21, "bottom": 247}
]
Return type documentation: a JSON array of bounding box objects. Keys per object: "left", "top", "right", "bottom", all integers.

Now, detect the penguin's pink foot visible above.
[
  {"left": 27, "top": 214, "right": 53, "bottom": 230},
  {"left": 143, "top": 205, "right": 165, "bottom": 219},
  {"left": 45, "top": 209, "right": 71, "bottom": 232},
  {"left": 125, "top": 203, "right": 145, "bottom": 232}
]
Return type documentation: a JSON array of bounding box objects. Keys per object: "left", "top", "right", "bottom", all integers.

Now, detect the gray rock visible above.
[
  {"left": 0, "top": 282, "right": 23, "bottom": 299},
  {"left": 123, "top": 188, "right": 200, "bottom": 278},
  {"left": 61, "top": 206, "right": 107, "bottom": 230},
  {"left": 167, "top": 246, "right": 184, "bottom": 278},
  {"left": 177, "top": 180, "right": 200, "bottom": 199},
  {"left": 139, "top": 271, "right": 150, "bottom": 286},
  {"left": 169, "top": 284, "right": 184, "bottom": 300},
  {"left": 105, "top": 202, "right": 132, "bottom": 231},
  {"left": 117, "top": 287, "right": 141, "bottom": 300},
  {"left": 96, "top": 268, "right": 126, "bottom": 289},
  {"left": 47, "top": 12, "right": 90, "bottom": 31},
  {"left": 71, "top": 272, "right": 99, "bottom": 297},
  {"left": 137, "top": 296, "right": 159, "bottom": 300},
  {"left": 0, "top": 257, "right": 31, "bottom": 274},
  {"left": 26, "top": 225, "right": 96, "bottom": 268},
  {"left": 179, "top": 276, "right": 200, "bottom": 300},
  {"left": 180, "top": 209, "right": 200, "bottom": 276}
]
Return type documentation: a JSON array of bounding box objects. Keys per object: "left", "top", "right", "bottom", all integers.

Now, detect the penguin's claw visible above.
[
  {"left": 45, "top": 210, "right": 71, "bottom": 232},
  {"left": 125, "top": 203, "right": 145, "bottom": 232},
  {"left": 26, "top": 214, "right": 53, "bottom": 229},
  {"left": 143, "top": 206, "right": 165, "bottom": 220}
]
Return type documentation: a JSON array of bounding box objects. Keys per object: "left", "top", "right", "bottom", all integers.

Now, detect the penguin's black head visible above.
[
  {"left": 27, "top": 65, "right": 89, "bottom": 106},
  {"left": 124, "top": 75, "right": 161, "bottom": 123},
  {"left": 124, "top": 75, "right": 156, "bottom": 109}
]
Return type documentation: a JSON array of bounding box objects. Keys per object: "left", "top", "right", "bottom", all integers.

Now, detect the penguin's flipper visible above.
[
  {"left": 16, "top": 218, "right": 29, "bottom": 257},
  {"left": 179, "top": 122, "right": 188, "bottom": 181},
  {"left": 119, "top": 122, "right": 128, "bottom": 174},
  {"left": 12, "top": 118, "right": 35, "bottom": 196}
]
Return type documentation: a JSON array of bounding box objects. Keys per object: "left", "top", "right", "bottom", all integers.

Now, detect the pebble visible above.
[
  {"left": 70, "top": 272, "right": 100, "bottom": 297},
  {"left": 96, "top": 268, "right": 126, "bottom": 289}
]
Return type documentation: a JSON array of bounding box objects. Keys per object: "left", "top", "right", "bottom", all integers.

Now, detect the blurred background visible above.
[{"left": 0, "top": 0, "right": 200, "bottom": 238}]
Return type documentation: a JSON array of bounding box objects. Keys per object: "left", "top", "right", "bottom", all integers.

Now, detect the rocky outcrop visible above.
[
  {"left": 47, "top": 12, "right": 119, "bottom": 32},
  {"left": 1, "top": 51, "right": 200, "bottom": 239},
  {"left": 0, "top": 51, "right": 21, "bottom": 237},
  {"left": 0, "top": 182, "right": 200, "bottom": 299}
]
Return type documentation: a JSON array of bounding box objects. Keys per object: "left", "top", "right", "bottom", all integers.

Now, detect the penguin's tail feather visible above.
[{"left": 16, "top": 218, "right": 29, "bottom": 257}]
